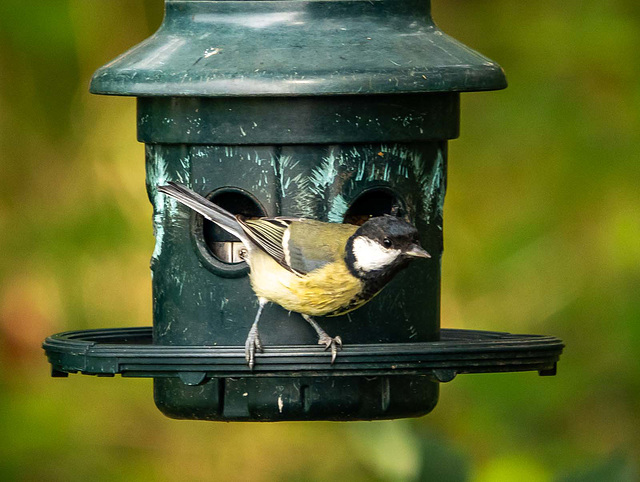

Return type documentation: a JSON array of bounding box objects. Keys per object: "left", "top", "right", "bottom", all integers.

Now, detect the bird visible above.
[{"left": 157, "top": 182, "right": 431, "bottom": 369}]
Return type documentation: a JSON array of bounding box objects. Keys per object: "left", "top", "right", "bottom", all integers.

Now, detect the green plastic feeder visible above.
[{"left": 43, "top": 0, "right": 563, "bottom": 421}]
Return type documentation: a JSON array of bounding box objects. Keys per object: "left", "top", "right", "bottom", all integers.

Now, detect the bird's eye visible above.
[{"left": 383, "top": 237, "right": 392, "bottom": 248}]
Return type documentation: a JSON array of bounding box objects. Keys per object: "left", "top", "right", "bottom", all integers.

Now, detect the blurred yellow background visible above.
[{"left": 1, "top": 1, "right": 638, "bottom": 480}]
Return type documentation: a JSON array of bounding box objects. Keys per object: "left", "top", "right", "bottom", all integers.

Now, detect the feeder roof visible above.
[{"left": 90, "top": 0, "right": 507, "bottom": 97}]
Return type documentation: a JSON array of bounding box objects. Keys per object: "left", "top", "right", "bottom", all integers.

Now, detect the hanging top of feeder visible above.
[{"left": 90, "top": 0, "right": 507, "bottom": 97}]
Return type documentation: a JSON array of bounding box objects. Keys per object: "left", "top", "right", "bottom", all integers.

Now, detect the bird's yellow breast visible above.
[{"left": 249, "top": 250, "right": 364, "bottom": 317}]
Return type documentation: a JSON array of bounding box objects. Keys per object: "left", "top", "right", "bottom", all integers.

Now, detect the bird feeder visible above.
[{"left": 43, "top": 0, "right": 564, "bottom": 421}]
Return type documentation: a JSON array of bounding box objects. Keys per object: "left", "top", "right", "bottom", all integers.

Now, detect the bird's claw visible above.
[
  {"left": 318, "top": 335, "right": 343, "bottom": 364},
  {"left": 245, "top": 327, "right": 263, "bottom": 370}
]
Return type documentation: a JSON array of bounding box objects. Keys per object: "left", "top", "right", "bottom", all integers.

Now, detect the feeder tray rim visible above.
[{"left": 43, "top": 327, "right": 563, "bottom": 382}]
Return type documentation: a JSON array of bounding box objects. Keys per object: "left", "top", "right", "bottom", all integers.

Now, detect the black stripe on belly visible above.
[{"left": 326, "top": 275, "right": 392, "bottom": 317}]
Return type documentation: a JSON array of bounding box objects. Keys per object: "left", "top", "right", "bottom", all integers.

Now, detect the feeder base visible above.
[{"left": 155, "top": 375, "right": 438, "bottom": 422}]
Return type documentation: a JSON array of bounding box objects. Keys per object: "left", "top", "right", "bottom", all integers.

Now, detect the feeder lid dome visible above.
[{"left": 90, "top": 0, "right": 507, "bottom": 97}]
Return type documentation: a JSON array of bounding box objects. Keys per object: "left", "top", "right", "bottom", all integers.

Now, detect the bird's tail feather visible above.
[{"left": 157, "top": 182, "right": 249, "bottom": 245}]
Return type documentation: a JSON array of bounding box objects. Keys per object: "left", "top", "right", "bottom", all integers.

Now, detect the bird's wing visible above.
[
  {"left": 238, "top": 218, "right": 358, "bottom": 276},
  {"left": 238, "top": 217, "right": 304, "bottom": 275}
]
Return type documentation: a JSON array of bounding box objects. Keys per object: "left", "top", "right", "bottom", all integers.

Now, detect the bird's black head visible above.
[{"left": 345, "top": 215, "right": 430, "bottom": 280}]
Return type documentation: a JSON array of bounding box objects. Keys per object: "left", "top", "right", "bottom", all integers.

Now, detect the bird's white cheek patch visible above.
[{"left": 352, "top": 236, "right": 401, "bottom": 272}]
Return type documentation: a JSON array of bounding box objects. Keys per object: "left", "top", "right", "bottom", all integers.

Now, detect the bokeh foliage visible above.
[{"left": 0, "top": 1, "right": 638, "bottom": 480}]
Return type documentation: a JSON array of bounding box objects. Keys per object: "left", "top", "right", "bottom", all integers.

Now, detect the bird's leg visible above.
[
  {"left": 245, "top": 298, "right": 267, "bottom": 369},
  {"left": 301, "top": 314, "right": 343, "bottom": 364}
]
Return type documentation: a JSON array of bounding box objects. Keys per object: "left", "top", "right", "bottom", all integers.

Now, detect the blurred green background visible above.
[{"left": 1, "top": 1, "right": 638, "bottom": 480}]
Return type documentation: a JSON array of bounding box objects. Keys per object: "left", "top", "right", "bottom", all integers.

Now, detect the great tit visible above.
[{"left": 158, "top": 182, "right": 431, "bottom": 368}]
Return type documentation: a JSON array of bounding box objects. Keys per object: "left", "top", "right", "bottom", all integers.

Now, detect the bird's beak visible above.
[{"left": 405, "top": 244, "right": 431, "bottom": 258}]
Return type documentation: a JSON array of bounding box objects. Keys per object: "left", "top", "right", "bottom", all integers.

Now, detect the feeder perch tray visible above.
[{"left": 44, "top": 327, "right": 563, "bottom": 382}]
